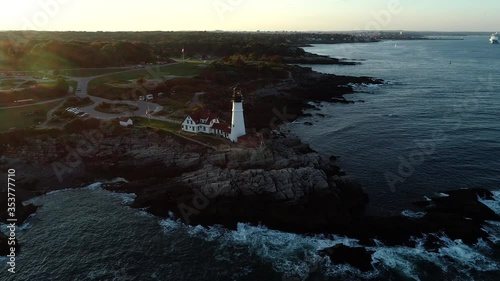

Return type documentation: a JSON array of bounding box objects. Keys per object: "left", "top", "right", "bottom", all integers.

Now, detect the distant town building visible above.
[{"left": 181, "top": 87, "right": 246, "bottom": 142}]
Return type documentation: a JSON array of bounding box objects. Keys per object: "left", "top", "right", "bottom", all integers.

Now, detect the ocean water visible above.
[
  {"left": 291, "top": 36, "right": 500, "bottom": 215},
  {"left": 1, "top": 184, "right": 499, "bottom": 280},
  {"left": 2, "top": 36, "right": 500, "bottom": 280}
]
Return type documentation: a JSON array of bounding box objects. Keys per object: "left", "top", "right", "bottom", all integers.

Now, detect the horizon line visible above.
[{"left": 0, "top": 29, "right": 497, "bottom": 34}]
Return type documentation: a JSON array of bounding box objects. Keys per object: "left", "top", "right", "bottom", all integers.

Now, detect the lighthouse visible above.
[{"left": 229, "top": 87, "right": 246, "bottom": 142}]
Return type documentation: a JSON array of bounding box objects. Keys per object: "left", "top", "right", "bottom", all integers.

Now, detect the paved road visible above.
[
  {"left": 78, "top": 96, "right": 164, "bottom": 120},
  {"left": 3, "top": 64, "right": 184, "bottom": 127},
  {"left": 187, "top": 92, "right": 205, "bottom": 109},
  {"left": 60, "top": 66, "right": 168, "bottom": 120},
  {"left": 40, "top": 99, "right": 67, "bottom": 128}
]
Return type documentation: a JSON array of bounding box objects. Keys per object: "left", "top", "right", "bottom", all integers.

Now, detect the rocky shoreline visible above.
[
  {"left": 1, "top": 66, "right": 499, "bottom": 272},
  {"left": 284, "top": 52, "right": 359, "bottom": 65}
]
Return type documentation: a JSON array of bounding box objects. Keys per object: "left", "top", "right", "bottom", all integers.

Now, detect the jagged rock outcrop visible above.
[
  {"left": 179, "top": 164, "right": 330, "bottom": 202},
  {"left": 123, "top": 131, "right": 369, "bottom": 233}
]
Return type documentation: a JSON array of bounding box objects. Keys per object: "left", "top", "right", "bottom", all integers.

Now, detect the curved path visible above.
[
  {"left": 78, "top": 96, "right": 163, "bottom": 119},
  {"left": 61, "top": 66, "right": 177, "bottom": 121},
  {"left": 2, "top": 65, "right": 184, "bottom": 127}
]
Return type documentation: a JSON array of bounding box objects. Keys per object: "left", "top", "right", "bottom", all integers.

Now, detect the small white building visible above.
[
  {"left": 119, "top": 117, "right": 134, "bottom": 127},
  {"left": 181, "top": 110, "right": 230, "bottom": 138}
]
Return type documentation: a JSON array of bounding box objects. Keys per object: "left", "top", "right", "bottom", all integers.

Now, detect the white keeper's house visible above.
[{"left": 181, "top": 89, "right": 246, "bottom": 142}]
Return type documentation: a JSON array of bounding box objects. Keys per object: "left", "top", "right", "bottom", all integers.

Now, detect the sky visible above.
[{"left": 0, "top": 0, "right": 498, "bottom": 32}]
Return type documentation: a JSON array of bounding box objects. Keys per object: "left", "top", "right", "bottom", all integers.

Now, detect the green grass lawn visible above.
[
  {"left": 88, "top": 63, "right": 205, "bottom": 90},
  {"left": 156, "top": 63, "right": 206, "bottom": 76},
  {"left": 63, "top": 97, "right": 94, "bottom": 108},
  {"left": 62, "top": 68, "right": 131, "bottom": 77},
  {"left": 95, "top": 102, "right": 139, "bottom": 114},
  {"left": 132, "top": 117, "right": 180, "bottom": 132},
  {"left": 0, "top": 100, "right": 61, "bottom": 131},
  {"left": 155, "top": 98, "right": 187, "bottom": 112},
  {"left": 0, "top": 79, "right": 26, "bottom": 88},
  {"left": 187, "top": 134, "right": 226, "bottom": 146}
]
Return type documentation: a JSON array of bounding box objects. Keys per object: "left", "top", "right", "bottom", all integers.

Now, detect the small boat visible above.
[{"left": 490, "top": 33, "right": 499, "bottom": 44}]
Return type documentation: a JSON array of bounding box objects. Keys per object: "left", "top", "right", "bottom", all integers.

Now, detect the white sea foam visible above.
[
  {"left": 45, "top": 187, "right": 78, "bottom": 196},
  {"left": 159, "top": 218, "right": 183, "bottom": 233},
  {"left": 154, "top": 195, "right": 500, "bottom": 280},
  {"left": 385, "top": 80, "right": 404, "bottom": 85},
  {"left": 437, "top": 237, "right": 499, "bottom": 272},
  {"left": 479, "top": 190, "right": 500, "bottom": 215},
  {"left": 104, "top": 177, "right": 129, "bottom": 184},
  {"left": 190, "top": 223, "right": 362, "bottom": 280},
  {"left": 482, "top": 220, "right": 500, "bottom": 244},
  {"left": 401, "top": 210, "right": 426, "bottom": 219},
  {"left": 371, "top": 234, "right": 500, "bottom": 280},
  {"left": 43, "top": 182, "right": 104, "bottom": 195},
  {"left": 17, "top": 219, "right": 34, "bottom": 231},
  {"left": 112, "top": 192, "right": 136, "bottom": 205},
  {"left": 436, "top": 193, "right": 449, "bottom": 198},
  {"left": 85, "top": 182, "right": 103, "bottom": 190},
  {"left": 479, "top": 190, "right": 500, "bottom": 244},
  {"left": 372, "top": 246, "right": 424, "bottom": 281}
]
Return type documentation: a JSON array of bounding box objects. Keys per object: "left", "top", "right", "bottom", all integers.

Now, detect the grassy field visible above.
[
  {"left": 61, "top": 68, "right": 131, "bottom": 77},
  {"left": 88, "top": 63, "right": 205, "bottom": 89},
  {"left": 0, "top": 100, "right": 61, "bottom": 131},
  {"left": 95, "top": 102, "right": 139, "bottom": 114},
  {"left": 187, "top": 133, "right": 227, "bottom": 146},
  {"left": 63, "top": 97, "right": 94, "bottom": 108},
  {"left": 0, "top": 79, "right": 26, "bottom": 87},
  {"left": 156, "top": 63, "right": 207, "bottom": 76},
  {"left": 132, "top": 117, "right": 180, "bottom": 132}
]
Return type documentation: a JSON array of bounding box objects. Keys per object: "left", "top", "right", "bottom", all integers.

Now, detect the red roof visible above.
[
  {"left": 212, "top": 122, "right": 231, "bottom": 133},
  {"left": 189, "top": 110, "right": 219, "bottom": 125}
]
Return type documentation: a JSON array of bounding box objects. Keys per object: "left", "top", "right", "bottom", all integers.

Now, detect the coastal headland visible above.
[{"left": 1, "top": 31, "right": 499, "bottom": 271}]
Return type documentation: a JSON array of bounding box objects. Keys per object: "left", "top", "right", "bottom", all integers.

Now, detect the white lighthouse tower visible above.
[{"left": 229, "top": 87, "right": 246, "bottom": 142}]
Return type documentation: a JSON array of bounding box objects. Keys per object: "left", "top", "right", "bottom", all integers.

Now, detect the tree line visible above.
[{"left": 0, "top": 31, "right": 363, "bottom": 70}]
